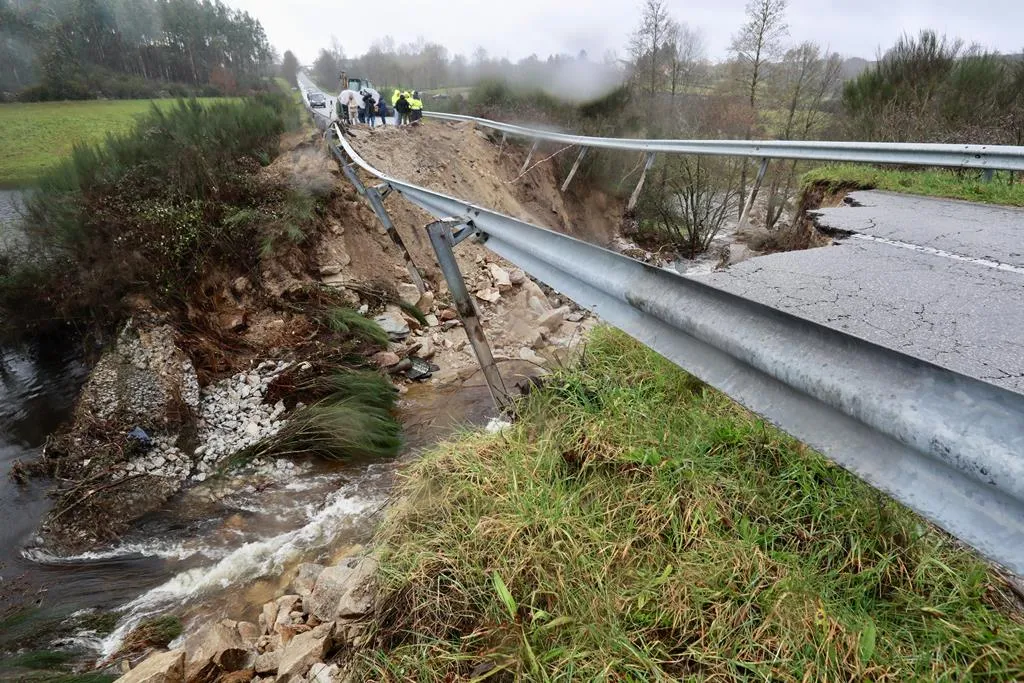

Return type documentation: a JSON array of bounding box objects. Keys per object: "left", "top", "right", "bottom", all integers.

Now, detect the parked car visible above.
[{"left": 309, "top": 93, "right": 327, "bottom": 108}]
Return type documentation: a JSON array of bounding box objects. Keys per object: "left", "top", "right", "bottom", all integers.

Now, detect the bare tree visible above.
[
  {"left": 729, "top": 0, "right": 788, "bottom": 216},
  {"left": 668, "top": 23, "right": 708, "bottom": 132},
  {"left": 628, "top": 0, "right": 679, "bottom": 131}
]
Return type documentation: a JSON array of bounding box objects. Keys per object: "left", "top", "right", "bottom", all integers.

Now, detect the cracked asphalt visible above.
[{"left": 695, "top": 190, "right": 1024, "bottom": 394}]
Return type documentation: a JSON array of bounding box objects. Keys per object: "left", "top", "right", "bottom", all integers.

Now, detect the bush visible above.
[{"left": 0, "top": 96, "right": 290, "bottom": 334}]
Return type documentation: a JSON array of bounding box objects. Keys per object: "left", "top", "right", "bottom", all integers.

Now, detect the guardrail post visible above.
[
  {"left": 626, "top": 152, "right": 657, "bottom": 213},
  {"left": 498, "top": 132, "right": 507, "bottom": 159},
  {"left": 560, "top": 147, "right": 589, "bottom": 192},
  {"left": 520, "top": 140, "right": 540, "bottom": 174},
  {"left": 332, "top": 142, "right": 428, "bottom": 294},
  {"left": 426, "top": 220, "right": 509, "bottom": 410},
  {"left": 982, "top": 168, "right": 995, "bottom": 183},
  {"left": 738, "top": 157, "right": 770, "bottom": 226}
]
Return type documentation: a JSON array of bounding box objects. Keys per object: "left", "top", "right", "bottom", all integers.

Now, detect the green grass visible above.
[
  {"left": 803, "top": 164, "right": 1024, "bottom": 207},
  {"left": 355, "top": 327, "right": 1024, "bottom": 681},
  {"left": 0, "top": 98, "right": 237, "bottom": 187}
]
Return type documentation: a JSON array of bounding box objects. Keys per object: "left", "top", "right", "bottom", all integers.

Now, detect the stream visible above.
[{"left": 0, "top": 192, "right": 501, "bottom": 662}]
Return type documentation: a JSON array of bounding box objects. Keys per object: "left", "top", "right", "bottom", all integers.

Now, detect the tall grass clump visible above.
[
  {"left": 0, "top": 96, "right": 293, "bottom": 335},
  {"left": 251, "top": 369, "right": 401, "bottom": 462},
  {"left": 323, "top": 307, "right": 390, "bottom": 347},
  {"left": 353, "top": 326, "right": 1024, "bottom": 681}
]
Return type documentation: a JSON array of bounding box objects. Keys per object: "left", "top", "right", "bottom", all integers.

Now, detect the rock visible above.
[
  {"left": 519, "top": 347, "right": 546, "bottom": 366},
  {"left": 474, "top": 287, "right": 501, "bottom": 303},
  {"left": 115, "top": 649, "right": 185, "bottom": 683},
  {"left": 424, "top": 313, "right": 440, "bottom": 327},
  {"left": 402, "top": 314, "right": 422, "bottom": 332},
  {"left": 374, "top": 307, "right": 410, "bottom": 340},
  {"left": 276, "top": 622, "right": 335, "bottom": 682},
  {"left": 487, "top": 263, "right": 512, "bottom": 290},
  {"left": 290, "top": 563, "right": 325, "bottom": 596},
  {"left": 397, "top": 283, "right": 421, "bottom": 307},
  {"left": 370, "top": 351, "right": 401, "bottom": 368},
  {"left": 509, "top": 269, "right": 526, "bottom": 285},
  {"left": 527, "top": 296, "right": 550, "bottom": 316},
  {"left": 307, "top": 662, "right": 338, "bottom": 683},
  {"left": 415, "top": 290, "right": 434, "bottom": 313},
  {"left": 566, "top": 311, "right": 585, "bottom": 323},
  {"left": 439, "top": 308, "right": 458, "bottom": 322},
  {"left": 219, "top": 671, "right": 255, "bottom": 683},
  {"left": 418, "top": 338, "right": 435, "bottom": 360},
  {"left": 183, "top": 619, "right": 249, "bottom": 680},
  {"left": 537, "top": 307, "right": 569, "bottom": 333},
  {"left": 237, "top": 621, "right": 261, "bottom": 645},
  {"left": 245, "top": 422, "right": 261, "bottom": 437},
  {"left": 254, "top": 650, "right": 280, "bottom": 675},
  {"left": 307, "top": 556, "right": 378, "bottom": 622},
  {"left": 319, "top": 264, "right": 342, "bottom": 276}
]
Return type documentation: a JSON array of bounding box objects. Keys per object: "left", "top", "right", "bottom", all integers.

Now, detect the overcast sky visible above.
[{"left": 228, "top": 0, "right": 1024, "bottom": 65}]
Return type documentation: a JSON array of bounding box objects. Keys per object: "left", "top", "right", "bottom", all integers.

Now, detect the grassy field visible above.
[
  {"left": 0, "top": 98, "right": 233, "bottom": 187},
  {"left": 355, "top": 327, "right": 1024, "bottom": 681},
  {"left": 804, "top": 164, "right": 1024, "bottom": 207}
]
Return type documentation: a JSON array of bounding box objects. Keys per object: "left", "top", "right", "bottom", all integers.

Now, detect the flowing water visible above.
[{"left": 0, "top": 312, "right": 500, "bottom": 663}]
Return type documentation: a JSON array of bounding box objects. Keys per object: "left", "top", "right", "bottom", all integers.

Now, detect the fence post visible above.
[
  {"left": 626, "top": 152, "right": 658, "bottom": 213},
  {"left": 738, "top": 157, "right": 770, "bottom": 226},
  {"left": 426, "top": 220, "right": 509, "bottom": 410},
  {"left": 520, "top": 140, "right": 540, "bottom": 174},
  {"left": 561, "top": 147, "right": 589, "bottom": 192}
]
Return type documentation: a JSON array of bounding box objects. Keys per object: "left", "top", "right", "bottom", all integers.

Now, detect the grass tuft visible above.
[
  {"left": 323, "top": 307, "right": 390, "bottom": 347},
  {"left": 803, "top": 164, "right": 1024, "bottom": 207},
  {"left": 354, "top": 326, "right": 1024, "bottom": 681}
]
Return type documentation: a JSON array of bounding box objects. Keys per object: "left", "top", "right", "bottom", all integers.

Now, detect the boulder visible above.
[
  {"left": 537, "top": 307, "right": 569, "bottom": 333},
  {"left": 424, "top": 314, "right": 440, "bottom": 327},
  {"left": 439, "top": 308, "right": 458, "bottom": 322},
  {"left": 508, "top": 269, "right": 526, "bottom": 285},
  {"left": 254, "top": 650, "right": 280, "bottom": 675},
  {"left": 374, "top": 306, "right": 410, "bottom": 340},
  {"left": 415, "top": 290, "right": 434, "bottom": 314},
  {"left": 487, "top": 264, "right": 512, "bottom": 290},
  {"left": 370, "top": 351, "right": 401, "bottom": 368},
  {"left": 261, "top": 602, "right": 279, "bottom": 635},
  {"left": 474, "top": 288, "right": 501, "bottom": 304},
  {"left": 418, "top": 338, "right": 435, "bottom": 360},
  {"left": 290, "top": 563, "right": 326, "bottom": 596},
  {"left": 237, "top": 621, "right": 261, "bottom": 646},
  {"left": 276, "top": 622, "right": 335, "bottom": 682},
  {"left": 307, "top": 556, "right": 378, "bottom": 622},
  {"left": 307, "top": 662, "right": 338, "bottom": 683},
  {"left": 519, "top": 347, "right": 547, "bottom": 366},
  {"left": 183, "top": 619, "right": 249, "bottom": 680},
  {"left": 318, "top": 264, "right": 342, "bottom": 276},
  {"left": 397, "top": 283, "right": 421, "bottom": 307},
  {"left": 116, "top": 649, "right": 185, "bottom": 683}
]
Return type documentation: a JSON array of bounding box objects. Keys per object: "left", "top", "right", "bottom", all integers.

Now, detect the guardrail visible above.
[{"left": 299, "top": 76, "right": 1024, "bottom": 576}]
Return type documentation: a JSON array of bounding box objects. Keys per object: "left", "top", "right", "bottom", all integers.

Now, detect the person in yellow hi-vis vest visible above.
[{"left": 409, "top": 91, "right": 423, "bottom": 123}]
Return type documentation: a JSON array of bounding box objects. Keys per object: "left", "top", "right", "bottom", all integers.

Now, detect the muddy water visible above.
[{"left": 0, "top": 335, "right": 499, "bottom": 662}]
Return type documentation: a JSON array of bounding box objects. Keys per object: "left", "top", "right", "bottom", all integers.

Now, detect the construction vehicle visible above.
[{"left": 338, "top": 71, "right": 373, "bottom": 93}]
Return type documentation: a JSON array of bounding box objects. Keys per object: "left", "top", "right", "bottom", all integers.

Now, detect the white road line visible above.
[{"left": 849, "top": 233, "right": 1024, "bottom": 276}]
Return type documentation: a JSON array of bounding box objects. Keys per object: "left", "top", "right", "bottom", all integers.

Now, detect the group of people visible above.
[{"left": 336, "top": 87, "right": 423, "bottom": 128}]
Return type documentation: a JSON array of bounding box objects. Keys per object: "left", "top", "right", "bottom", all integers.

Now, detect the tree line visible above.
[{"left": 0, "top": 0, "right": 274, "bottom": 100}]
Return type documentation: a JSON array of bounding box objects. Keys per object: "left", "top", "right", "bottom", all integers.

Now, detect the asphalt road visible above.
[{"left": 697, "top": 191, "right": 1024, "bottom": 394}]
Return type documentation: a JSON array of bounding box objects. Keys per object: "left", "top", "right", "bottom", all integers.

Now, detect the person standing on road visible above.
[
  {"left": 337, "top": 89, "right": 358, "bottom": 124},
  {"left": 376, "top": 94, "right": 388, "bottom": 127},
  {"left": 409, "top": 92, "right": 423, "bottom": 123},
  {"left": 391, "top": 89, "right": 402, "bottom": 125},
  {"left": 395, "top": 92, "right": 411, "bottom": 126},
  {"left": 362, "top": 90, "right": 376, "bottom": 128}
]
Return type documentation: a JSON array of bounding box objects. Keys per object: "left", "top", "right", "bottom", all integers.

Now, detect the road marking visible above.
[{"left": 849, "top": 233, "right": 1024, "bottom": 276}]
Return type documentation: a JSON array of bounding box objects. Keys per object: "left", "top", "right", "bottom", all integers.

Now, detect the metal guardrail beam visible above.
[
  {"left": 326, "top": 121, "right": 1024, "bottom": 576},
  {"left": 425, "top": 111, "right": 1024, "bottom": 171}
]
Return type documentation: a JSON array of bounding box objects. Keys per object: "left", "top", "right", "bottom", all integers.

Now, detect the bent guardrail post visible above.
[
  {"left": 330, "top": 129, "right": 428, "bottom": 294},
  {"left": 520, "top": 140, "right": 540, "bottom": 174},
  {"left": 627, "top": 152, "right": 658, "bottom": 213},
  {"left": 739, "top": 157, "right": 771, "bottom": 225},
  {"left": 561, "top": 147, "right": 589, "bottom": 192},
  {"left": 426, "top": 219, "right": 510, "bottom": 410}
]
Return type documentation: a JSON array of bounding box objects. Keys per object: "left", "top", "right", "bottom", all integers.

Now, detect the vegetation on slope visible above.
[
  {"left": 0, "top": 98, "right": 238, "bottom": 187},
  {"left": 355, "top": 327, "right": 1024, "bottom": 681},
  {"left": 803, "top": 165, "right": 1024, "bottom": 207}
]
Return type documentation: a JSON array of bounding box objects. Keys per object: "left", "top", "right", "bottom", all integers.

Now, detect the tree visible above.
[
  {"left": 312, "top": 48, "right": 342, "bottom": 91},
  {"left": 628, "top": 0, "right": 679, "bottom": 131},
  {"left": 729, "top": 0, "right": 788, "bottom": 217},
  {"left": 667, "top": 23, "right": 708, "bottom": 131},
  {"left": 281, "top": 50, "right": 299, "bottom": 87}
]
